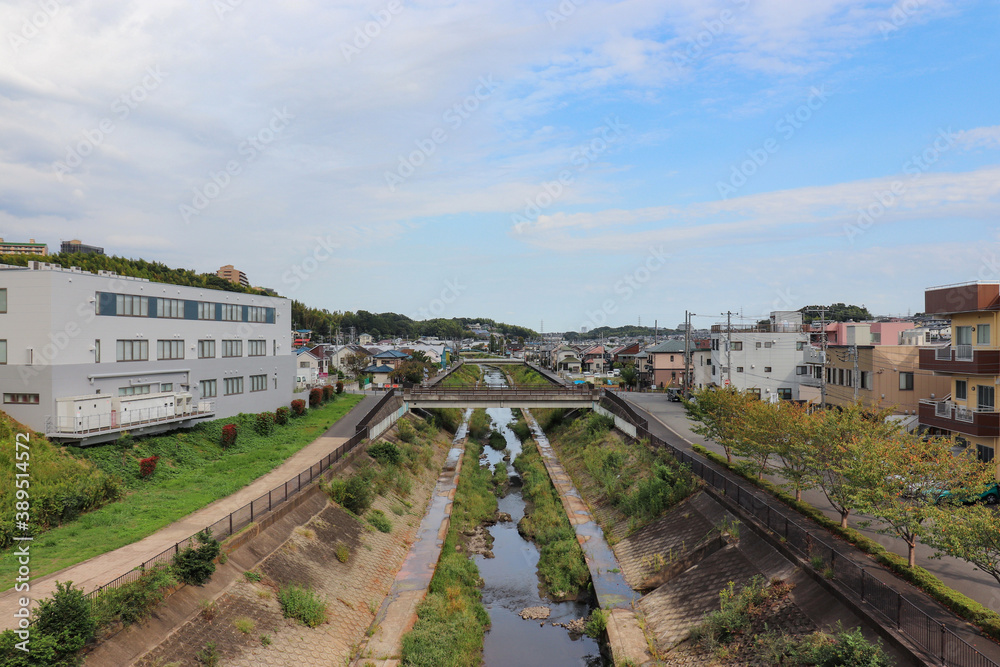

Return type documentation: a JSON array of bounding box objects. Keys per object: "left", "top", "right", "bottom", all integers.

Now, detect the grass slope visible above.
[{"left": 0, "top": 394, "right": 362, "bottom": 590}]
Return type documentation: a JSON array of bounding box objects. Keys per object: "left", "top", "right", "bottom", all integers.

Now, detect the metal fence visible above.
[{"left": 602, "top": 393, "right": 998, "bottom": 667}]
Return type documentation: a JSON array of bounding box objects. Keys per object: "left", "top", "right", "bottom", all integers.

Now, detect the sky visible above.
[{"left": 2, "top": 0, "right": 999, "bottom": 334}]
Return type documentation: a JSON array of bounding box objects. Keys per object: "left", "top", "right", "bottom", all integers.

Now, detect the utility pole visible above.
[
  {"left": 804, "top": 307, "right": 828, "bottom": 409},
  {"left": 684, "top": 310, "right": 691, "bottom": 396},
  {"left": 850, "top": 345, "right": 860, "bottom": 401},
  {"left": 727, "top": 311, "right": 734, "bottom": 387}
]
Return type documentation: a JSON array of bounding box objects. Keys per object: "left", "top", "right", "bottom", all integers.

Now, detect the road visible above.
[{"left": 621, "top": 392, "right": 1000, "bottom": 616}]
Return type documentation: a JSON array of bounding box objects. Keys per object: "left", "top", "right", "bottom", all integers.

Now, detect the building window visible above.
[
  {"left": 221, "top": 304, "right": 241, "bottom": 321},
  {"left": 978, "top": 444, "right": 995, "bottom": 464},
  {"left": 899, "top": 371, "right": 914, "bottom": 391},
  {"left": 755, "top": 342, "right": 762, "bottom": 349},
  {"left": 731, "top": 342, "right": 742, "bottom": 351},
  {"left": 161, "top": 383, "right": 173, "bottom": 392},
  {"left": 978, "top": 324, "right": 991, "bottom": 346},
  {"left": 871, "top": 333, "right": 881, "bottom": 344},
  {"left": 955, "top": 380, "right": 968, "bottom": 400},
  {"left": 0, "top": 339, "right": 5, "bottom": 365},
  {"left": 796, "top": 341, "right": 805, "bottom": 351},
  {"left": 157, "top": 340, "right": 184, "bottom": 360},
  {"left": 119, "top": 385, "right": 152, "bottom": 396},
  {"left": 3, "top": 393, "right": 39, "bottom": 404},
  {"left": 861, "top": 371, "right": 872, "bottom": 390},
  {"left": 116, "top": 339, "right": 149, "bottom": 362},
  {"left": 158, "top": 298, "right": 183, "bottom": 318},
  {"left": 777, "top": 388, "right": 792, "bottom": 400},
  {"left": 0, "top": 288, "right": 6, "bottom": 313},
  {"left": 748, "top": 388, "right": 761, "bottom": 398},
  {"left": 764, "top": 342, "right": 773, "bottom": 349},
  {"left": 198, "top": 340, "right": 216, "bottom": 359},
  {"left": 248, "top": 340, "right": 266, "bottom": 357},
  {"left": 250, "top": 374, "right": 267, "bottom": 392},
  {"left": 222, "top": 340, "right": 242, "bottom": 357},
  {"left": 198, "top": 302, "right": 216, "bottom": 320},
  {"left": 764, "top": 366, "right": 772, "bottom": 373},
  {"left": 795, "top": 366, "right": 807, "bottom": 375},
  {"left": 116, "top": 294, "right": 149, "bottom": 317},
  {"left": 979, "top": 385, "right": 995, "bottom": 411},
  {"left": 247, "top": 306, "right": 266, "bottom": 323},
  {"left": 838, "top": 368, "right": 845, "bottom": 385},
  {"left": 737, "top": 366, "right": 744, "bottom": 373},
  {"left": 956, "top": 326, "right": 973, "bottom": 346},
  {"left": 200, "top": 379, "right": 217, "bottom": 398},
  {"left": 94, "top": 339, "right": 100, "bottom": 363},
  {"left": 224, "top": 377, "right": 244, "bottom": 395}
]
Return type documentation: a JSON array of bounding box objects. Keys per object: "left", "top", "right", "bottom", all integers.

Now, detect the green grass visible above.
[
  {"left": 400, "top": 438, "right": 494, "bottom": 666},
  {"left": 514, "top": 439, "right": 591, "bottom": 598},
  {"left": 503, "top": 364, "right": 552, "bottom": 387},
  {"left": 0, "top": 395, "right": 363, "bottom": 590},
  {"left": 441, "top": 364, "right": 482, "bottom": 387},
  {"left": 545, "top": 410, "right": 697, "bottom": 535},
  {"left": 278, "top": 584, "right": 327, "bottom": 627},
  {"left": 467, "top": 409, "right": 491, "bottom": 441}
]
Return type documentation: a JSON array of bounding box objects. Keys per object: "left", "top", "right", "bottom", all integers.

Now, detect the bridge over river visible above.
[{"left": 403, "top": 385, "right": 599, "bottom": 409}]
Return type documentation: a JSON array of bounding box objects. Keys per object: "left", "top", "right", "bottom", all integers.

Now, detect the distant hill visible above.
[{"left": 564, "top": 325, "right": 678, "bottom": 341}]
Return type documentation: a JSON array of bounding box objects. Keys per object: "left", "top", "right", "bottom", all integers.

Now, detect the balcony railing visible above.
[
  {"left": 918, "top": 347, "right": 1000, "bottom": 374},
  {"left": 935, "top": 400, "right": 952, "bottom": 418},
  {"left": 48, "top": 402, "right": 216, "bottom": 435},
  {"left": 956, "top": 344, "right": 974, "bottom": 361},
  {"left": 919, "top": 399, "right": 1000, "bottom": 437},
  {"left": 935, "top": 346, "right": 952, "bottom": 361}
]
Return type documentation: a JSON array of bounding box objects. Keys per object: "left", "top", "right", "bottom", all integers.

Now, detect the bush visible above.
[
  {"left": 172, "top": 529, "right": 222, "bottom": 586},
  {"left": 584, "top": 608, "right": 607, "bottom": 638},
  {"left": 278, "top": 585, "right": 327, "bottom": 627},
  {"left": 30, "top": 581, "right": 95, "bottom": 662},
  {"left": 291, "top": 399, "right": 306, "bottom": 416},
  {"left": 336, "top": 381, "right": 344, "bottom": 394},
  {"left": 92, "top": 564, "right": 177, "bottom": 628},
  {"left": 335, "top": 543, "right": 350, "bottom": 563},
  {"left": 221, "top": 423, "right": 238, "bottom": 448},
  {"left": 139, "top": 455, "right": 159, "bottom": 478},
  {"left": 397, "top": 418, "right": 416, "bottom": 443},
  {"left": 254, "top": 412, "right": 275, "bottom": 436},
  {"left": 586, "top": 413, "right": 614, "bottom": 435},
  {"left": 326, "top": 471, "right": 374, "bottom": 515},
  {"left": 309, "top": 388, "right": 322, "bottom": 408},
  {"left": 275, "top": 406, "right": 289, "bottom": 425},
  {"left": 368, "top": 441, "right": 402, "bottom": 466},
  {"left": 367, "top": 509, "right": 392, "bottom": 533},
  {"left": 322, "top": 385, "right": 335, "bottom": 402},
  {"left": 487, "top": 430, "right": 507, "bottom": 451},
  {"left": 0, "top": 629, "right": 70, "bottom": 667}
]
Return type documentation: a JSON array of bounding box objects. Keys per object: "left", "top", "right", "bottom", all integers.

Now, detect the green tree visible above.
[
  {"left": 685, "top": 387, "right": 756, "bottom": 465},
  {"left": 619, "top": 363, "right": 638, "bottom": 389},
  {"left": 344, "top": 352, "right": 369, "bottom": 379},
  {"left": 770, "top": 401, "right": 820, "bottom": 501},
  {"left": 926, "top": 502, "right": 1000, "bottom": 585}
]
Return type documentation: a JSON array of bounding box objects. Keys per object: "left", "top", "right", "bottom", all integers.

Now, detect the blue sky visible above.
[{"left": 2, "top": 0, "right": 999, "bottom": 333}]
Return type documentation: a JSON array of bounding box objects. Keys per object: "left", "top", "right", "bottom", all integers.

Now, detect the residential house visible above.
[
  {"left": 646, "top": 340, "right": 687, "bottom": 388},
  {"left": 358, "top": 332, "right": 373, "bottom": 346},
  {"left": 710, "top": 311, "right": 810, "bottom": 401}
]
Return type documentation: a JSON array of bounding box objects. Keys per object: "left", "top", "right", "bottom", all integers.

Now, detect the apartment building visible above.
[
  {"left": 0, "top": 238, "right": 47, "bottom": 256},
  {"left": 217, "top": 264, "right": 250, "bottom": 288},
  {"left": 709, "top": 311, "right": 811, "bottom": 401},
  {"left": 0, "top": 261, "right": 294, "bottom": 445},
  {"left": 918, "top": 282, "right": 1000, "bottom": 465}
]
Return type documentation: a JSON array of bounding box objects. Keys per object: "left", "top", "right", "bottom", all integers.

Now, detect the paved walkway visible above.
[{"left": 0, "top": 394, "right": 377, "bottom": 631}]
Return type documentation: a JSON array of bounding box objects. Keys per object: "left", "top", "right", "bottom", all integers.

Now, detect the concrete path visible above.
[{"left": 0, "top": 394, "right": 377, "bottom": 631}]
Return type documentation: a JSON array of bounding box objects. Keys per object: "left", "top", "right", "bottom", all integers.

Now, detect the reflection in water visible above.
[{"left": 476, "top": 367, "right": 606, "bottom": 666}]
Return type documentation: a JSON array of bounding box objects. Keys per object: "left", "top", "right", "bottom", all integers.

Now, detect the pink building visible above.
[{"left": 810, "top": 321, "right": 915, "bottom": 346}]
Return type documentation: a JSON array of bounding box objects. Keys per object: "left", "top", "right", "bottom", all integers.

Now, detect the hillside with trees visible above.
[{"left": 799, "top": 303, "right": 873, "bottom": 323}]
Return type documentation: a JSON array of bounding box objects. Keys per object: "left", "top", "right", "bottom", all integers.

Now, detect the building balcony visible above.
[
  {"left": 919, "top": 347, "right": 1000, "bottom": 375},
  {"left": 919, "top": 400, "right": 1000, "bottom": 438}
]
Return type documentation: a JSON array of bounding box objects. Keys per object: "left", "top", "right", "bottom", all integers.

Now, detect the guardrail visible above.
[
  {"left": 612, "top": 401, "right": 998, "bottom": 667},
  {"left": 76, "top": 425, "right": 368, "bottom": 611}
]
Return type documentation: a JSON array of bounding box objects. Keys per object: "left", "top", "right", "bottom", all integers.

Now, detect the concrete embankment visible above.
[{"left": 87, "top": 417, "right": 453, "bottom": 667}]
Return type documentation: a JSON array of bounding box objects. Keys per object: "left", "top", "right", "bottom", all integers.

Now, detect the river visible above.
[{"left": 474, "top": 366, "right": 605, "bottom": 666}]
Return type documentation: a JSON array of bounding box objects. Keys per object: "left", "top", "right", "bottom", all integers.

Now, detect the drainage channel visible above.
[{"left": 478, "top": 366, "right": 605, "bottom": 666}]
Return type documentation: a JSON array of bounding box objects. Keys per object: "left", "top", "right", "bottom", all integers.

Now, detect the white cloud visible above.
[{"left": 955, "top": 125, "right": 1000, "bottom": 150}]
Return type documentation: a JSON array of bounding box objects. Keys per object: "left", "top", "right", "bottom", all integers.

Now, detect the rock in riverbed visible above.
[{"left": 518, "top": 606, "right": 551, "bottom": 620}]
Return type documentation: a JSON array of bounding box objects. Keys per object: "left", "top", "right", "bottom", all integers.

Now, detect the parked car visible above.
[
  {"left": 666, "top": 387, "right": 683, "bottom": 402},
  {"left": 937, "top": 483, "right": 1000, "bottom": 506}
]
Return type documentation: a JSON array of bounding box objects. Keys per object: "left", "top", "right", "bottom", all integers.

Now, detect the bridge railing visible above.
[{"left": 407, "top": 385, "right": 597, "bottom": 400}]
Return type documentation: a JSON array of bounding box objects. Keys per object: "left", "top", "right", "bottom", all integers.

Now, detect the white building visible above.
[
  {"left": 709, "top": 311, "right": 811, "bottom": 401},
  {"left": 0, "top": 261, "right": 295, "bottom": 444}
]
